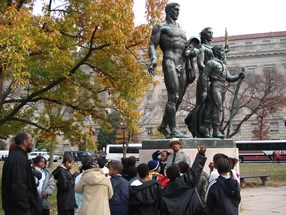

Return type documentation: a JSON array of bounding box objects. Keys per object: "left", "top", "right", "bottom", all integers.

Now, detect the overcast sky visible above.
[{"left": 134, "top": 0, "right": 285, "bottom": 38}]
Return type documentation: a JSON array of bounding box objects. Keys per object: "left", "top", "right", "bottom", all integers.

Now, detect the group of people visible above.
[
  {"left": 2, "top": 133, "right": 241, "bottom": 215},
  {"left": 148, "top": 2, "right": 245, "bottom": 139}
]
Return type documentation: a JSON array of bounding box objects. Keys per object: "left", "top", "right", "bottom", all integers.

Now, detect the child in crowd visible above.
[
  {"left": 52, "top": 153, "right": 77, "bottom": 215},
  {"left": 152, "top": 150, "right": 170, "bottom": 175},
  {"left": 129, "top": 163, "right": 161, "bottom": 215},
  {"left": 33, "top": 156, "right": 55, "bottom": 215},
  {"left": 178, "top": 161, "right": 209, "bottom": 212},
  {"left": 108, "top": 161, "right": 130, "bottom": 215},
  {"left": 147, "top": 160, "right": 169, "bottom": 187},
  {"left": 122, "top": 156, "right": 137, "bottom": 181},
  {"left": 160, "top": 146, "right": 207, "bottom": 215},
  {"left": 206, "top": 157, "right": 241, "bottom": 215},
  {"left": 74, "top": 158, "right": 113, "bottom": 215}
]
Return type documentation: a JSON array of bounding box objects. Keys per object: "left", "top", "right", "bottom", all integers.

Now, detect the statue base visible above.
[{"left": 139, "top": 138, "right": 239, "bottom": 174}]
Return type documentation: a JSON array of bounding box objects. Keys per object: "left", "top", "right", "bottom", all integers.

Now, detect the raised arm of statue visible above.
[{"left": 148, "top": 24, "right": 161, "bottom": 77}]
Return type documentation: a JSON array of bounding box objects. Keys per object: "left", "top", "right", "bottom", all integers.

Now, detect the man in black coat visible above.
[
  {"left": 160, "top": 146, "right": 207, "bottom": 215},
  {"left": 2, "top": 133, "right": 42, "bottom": 215}
]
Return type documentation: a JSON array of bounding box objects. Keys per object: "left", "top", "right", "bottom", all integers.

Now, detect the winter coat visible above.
[
  {"left": 109, "top": 174, "right": 130, "bottom": 215},
  {"left": 160, "top": 153, "right": 207, "bottom": 215},
  {"left": 40, "top": 169, "right": 55, "bottom": 209},
  {"left": 52, "top": 166, "right": 77, "bottom": 213},
  {"left": 2, "top": 147, "right": 42, "bottom": 215},
  {"left": 74, "top": 168, "right": 113, "bottom": 215},
  {"left": 129, "top": 180, "right": 161, "bottom": 215},
  {"left": 206, "top": 175, "right": 241, "bottom": 215}
]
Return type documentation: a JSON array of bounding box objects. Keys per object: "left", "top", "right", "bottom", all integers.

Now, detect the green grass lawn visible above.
[{"left": 240, "top": 163, "right": 286, "bottom": 187}]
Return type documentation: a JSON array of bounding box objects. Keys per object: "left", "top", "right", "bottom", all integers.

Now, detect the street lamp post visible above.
[{"left": 120, "top": 123, "right": 128, "bottom": 158}]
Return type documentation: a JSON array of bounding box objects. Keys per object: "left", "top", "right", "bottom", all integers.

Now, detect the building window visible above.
[
  {"left": 264, "top": 65, "right": 275, "bottom": 72},
  {"left": 229, "top": 43, "right": 236, "bottom": 51},
  {"left": 245, "top": 42, "right": 254, "bottom": 50},
  {"left": 146, "top": 127, "right": 153, "bottom": 135},
  {"left": 280, "top": 39, "right": 286, "bottom": 48},
  {"left": 261, "top": 40, "right": 272, "bottom": 49},
  {"left": 269, "top": 122, "right": 279, "bottom": 132},
  {"left": 246, "top": 66, "right": 257, "bottom": 75},
  {"left": 228, "top": 67, "right": 239, "bottom": 74},
  {"left": 251, "top": 123, "right": 258, "bottom": 131}
]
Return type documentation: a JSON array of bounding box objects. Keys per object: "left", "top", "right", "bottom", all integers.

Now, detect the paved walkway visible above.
[{"left": 240, "top": 186, "right": 286, "bottom": 214}]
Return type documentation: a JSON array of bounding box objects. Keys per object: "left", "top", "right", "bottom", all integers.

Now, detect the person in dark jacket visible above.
[
  {"left": 52, "top": 152, "right": 77, "bottom": 215},
  {"left": 206, "top": 156, "right": 241, "bottom": 215},
  {"left": 160, "top": 146, "right": 207, "bottom": 215},
  {"left": 108, "top": 161, "right": 130, "bottom": 215},
  {"left": 129, "top": 163, "right": 161, "bottom": 215},
  {"left": 177, "top": 161, "right": 209, "bottom": 212},
  {"left": 2, "top": 133, "right": 42, "bottom": 215}
]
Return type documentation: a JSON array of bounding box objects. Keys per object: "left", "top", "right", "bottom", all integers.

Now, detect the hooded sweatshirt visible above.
[
  {"left": 206, "top": 175, "right": 241, "bottom": 215},
  {"left": 74, "top": 168, "right": 113, "bottom": 215}
]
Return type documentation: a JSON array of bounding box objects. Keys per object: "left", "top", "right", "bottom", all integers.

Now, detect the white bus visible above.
[{"left": 105, "top": 143, "right": 142, "bottom": 161}]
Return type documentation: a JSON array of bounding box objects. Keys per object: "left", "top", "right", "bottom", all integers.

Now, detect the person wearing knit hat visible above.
[
  {"left": 166, "top": 138, "right": 191, "bottom": 170},
  {"left": 148, "top": 160, "right": 160, "bottom": 172},
  {"left": 147, "top": 160, "right": 169, "bottom": 187}
]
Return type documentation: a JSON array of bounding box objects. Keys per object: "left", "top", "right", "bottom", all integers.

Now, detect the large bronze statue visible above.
[
  {"left": 185, "top": 27, "right": 214, "bottom": 137},
  {"left": 201, "top": 45, "right": 245, "bottom": 138},
  {"left": 148, "top": 3, "right": 196, "bottom": 138}
]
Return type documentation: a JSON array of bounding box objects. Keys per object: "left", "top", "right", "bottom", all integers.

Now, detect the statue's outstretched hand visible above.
[
  {"left": 202, "top": 92, "right": 207, "bottom": 103},
  {"left": 239, "top": 72, "right": 245, "bottom": 80},
  {"left": 239, "top": 67, "right": 246, "bottom": 79},
  {"left": 148, "top": 63, "right": 157, "bottom": 77}
]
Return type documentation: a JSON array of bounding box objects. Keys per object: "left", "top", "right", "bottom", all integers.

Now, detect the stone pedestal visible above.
[{"left": 139, "top": 138, "right": 239, "bottom": 174}]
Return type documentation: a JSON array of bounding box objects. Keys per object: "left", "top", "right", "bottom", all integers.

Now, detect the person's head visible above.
[
  {"left": 98, "top": 157, "right": 108, "bottom": 168},
  {"left": 160, "top": 150, "right": 170, "bottom": 162},
  {"left": 148, "top": 160, "right": 160, "bottom": 173},
  {"left": 228, "top": 157, "right": 239, "bottom": 169},
  {"left": 136, "top": 163, "right": 149, "bottom": 179},
  {"left": 62, "top": 152, "right": 75, "bottom": 170},
  {"left": 177, "top": 161, "right": 189, "bottom": 174},
  {"left": 33, "top": 156, "right": 46, "bottom": 169},
  {"left": 212, "top": 45, "right": 225, "bottom": 60},
  {"left": 165, "top": 2, "right": 180, "bottom": 21},
  {"left": 14, "top": 133, "right": 33, "bottom": 153},
  {"left": 216, "top": 157, "right": 231, "bottom": 175},
  {"left": 213, "top": 153, "right": 228, "bottom": 168},
  {"left": 128, "top": 156, "right": 137, "bottom": 168},
  {"left": 169, "top": 138, "right": 183, "bottom": 152},
  {"left": 121, "top": 157, "right": 129, "bottom": 168},
  {"left": 108, "top": 161, "right": 124, "bottom": 176},
  {"left": 81, "top": 156, "right": 97, "bottom": 172},
  {"left": 166, "top": 165, "right": 180, "bottom": 181},
  {"left": 200, "top": 27, "right": 213, "bottom": 42}
]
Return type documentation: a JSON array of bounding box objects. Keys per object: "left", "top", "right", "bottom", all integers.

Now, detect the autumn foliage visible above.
[{"left": 0, "top": 0, "right": 167, "bottom": 148}]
